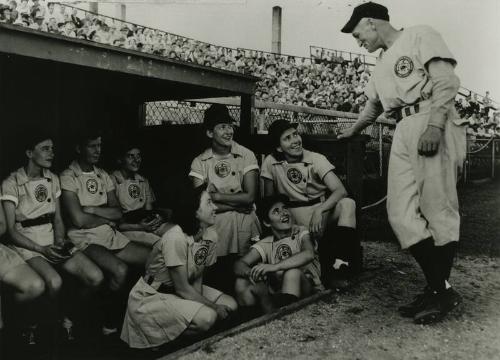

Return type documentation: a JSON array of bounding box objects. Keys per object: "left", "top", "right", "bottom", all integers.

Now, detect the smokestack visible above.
[
  {"left": 89, "top": 2, "right": 98, "bottom": 13},
  {"left": 271, "top": 6, "right": 282, "bottom": 54},
  {"left": 115, "top": 4, "right": 126, "bottom": 20}
]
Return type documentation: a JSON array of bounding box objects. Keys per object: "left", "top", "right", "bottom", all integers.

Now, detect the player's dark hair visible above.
[
  {"left": 256, "top": 194, "right": 289, "bottom": 224},
  {"left": 171, "top": 182, "right": 207, "bottom": 236},
  {"left": 75, "top": 128, "right": 103, "bottom": 150},
  {"left": 23, "top": 128, "right": 54, "bottom": 151}
]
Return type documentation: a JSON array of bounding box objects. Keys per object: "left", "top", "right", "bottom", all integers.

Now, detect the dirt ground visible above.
[{"left": 178, "top": 180, "right": 500, "bottom": 360}]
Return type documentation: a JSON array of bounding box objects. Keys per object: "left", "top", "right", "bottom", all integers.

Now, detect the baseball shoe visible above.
[
  {"left": 398, "top": 286, "right": 435, "bottom": 318},
  {"left": 324, "top": 261, "right": 353, "bottom": 292},
  {"left": 413, "top": 288, "right": 462, "bottom": 325},
  {"left": 61, "top": 317, "right": 76, "bottom": 342}
]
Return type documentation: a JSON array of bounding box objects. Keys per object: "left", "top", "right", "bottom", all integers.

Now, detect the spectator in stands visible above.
[
  {"left": 234, "top": 194, "right": 321, "bottom": 313},
  {"left": 121, "top": 183, "right": 237, "bottom": 349},
  {"left": 189, "top": 104, "right": 261, "bottom": 293},
  {"left": 8, "top": 1, "right": 17, "bottom": 22},
  {"left": 60, "top": 130, "right": 151, "bottom": 334},
  {"left": 2, "top": 131, "right": 104, "bottom": 342},
  {"left": 17, "top": 0, "right": 28, "bottom": 16},
  {"left": 111, "top": 142, "right": 173, "bottom": 247},
  {"left": 482, "top": 91, "right": 494, "bottom": 117}
]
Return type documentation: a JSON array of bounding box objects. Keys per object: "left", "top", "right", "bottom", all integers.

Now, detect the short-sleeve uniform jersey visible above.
[
  {"left": 189, "top": 141, "right": 261, "bottom": 256},
  {"left": 121, "top": 225, "right": 223, "bottom": 349},
  {"left": 1, "top": 167, "right": 60, "bottom": 261},
  {"left": 110, "top": 170, "right": 156, "bottom": 213},
  {"left": 365, "top": 26, "right": 466, "bottom": 248},
  {"left": 260, "top": 149, "right": 335, "bottom": 227},
  {"left": 110, "top": 170, "right": 163, "bottom": 246},
  {"left": 251, "top": 225, "right": 322, "bottom": 290},
  {"left": 60, "top": 161, "right": 129, "bottom": 250}
]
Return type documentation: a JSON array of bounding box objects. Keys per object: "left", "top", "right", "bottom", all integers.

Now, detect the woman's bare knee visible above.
[
  {"left": 191, "top": 306, "right": 217, "bottom": 332},
  {"left": 110, "top": 262, "right": 128, "bottom": 290},
  {"left": 21, "top": 277, "right": 45, "bottom": 300},
  {"left": 283, "top": 268, "right": 302, "bottom": 282},
  {"left": 216, "top": 294, "right": 238, "bottom": 312}
]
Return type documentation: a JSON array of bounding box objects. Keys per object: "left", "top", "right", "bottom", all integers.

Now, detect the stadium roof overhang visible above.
[{"left": 0, "top": 23, "right": 259, "bottom": 101}]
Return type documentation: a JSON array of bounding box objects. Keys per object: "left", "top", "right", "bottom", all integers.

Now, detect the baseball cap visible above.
[
  {"left": 203, "top": 104, "right": 235, "bottom": 130},
  {"left": 341, "top": 2, "right": 389, "bottom": 33},
  {"left": 268, "top": 119, "right": 298, "bottom": 147}
]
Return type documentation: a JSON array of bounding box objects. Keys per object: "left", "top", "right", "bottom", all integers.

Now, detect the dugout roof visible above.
[{"left": 0, "top": 24, "right": 258, "bottom": 100}]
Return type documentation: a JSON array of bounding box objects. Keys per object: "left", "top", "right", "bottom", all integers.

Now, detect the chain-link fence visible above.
[
  {"left": 144, "top": 99, "right": 395, "bottom": 181},
  {"left": 465, "top": 138, "right": 500, "bottom": 181}
]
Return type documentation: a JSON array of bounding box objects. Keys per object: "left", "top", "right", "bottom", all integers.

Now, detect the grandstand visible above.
[{"left": 0, "top": 2, "right": 498, "bottom": 360}]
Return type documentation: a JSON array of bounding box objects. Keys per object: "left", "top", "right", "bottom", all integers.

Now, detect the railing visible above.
[
  {"left": 236, "top": 47, "right": 314, "bottom": 66},
  {"left": 309, "top": 45, "right": 377, "bottom": 66}
]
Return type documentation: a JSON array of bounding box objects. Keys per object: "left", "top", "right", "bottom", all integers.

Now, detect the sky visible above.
[{"left": 90, "top": 0, "right": 500, "bottom": 101}]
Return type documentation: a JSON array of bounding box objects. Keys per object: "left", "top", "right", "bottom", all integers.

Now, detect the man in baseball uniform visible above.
[
  {"left": 189, "top": 104, "right": 261, "bottom": 292},
  {"left": 339, "top": 2, "right": 466, "bottom": 324},
  {"left": 261, "top": 119, "right": 362, "bottom": 289}
]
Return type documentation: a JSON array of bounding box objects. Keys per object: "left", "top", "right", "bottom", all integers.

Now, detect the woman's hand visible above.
[
  {"left": 214, "top": 304, "right": 232, "bottom": 320},
  {"left": 140, "top": 216, "right": 162, "bottom": 232},
  {"left": 309, "top": 208, "right": 324, "bottom": 237},
  {"left": 250, "top": 263, "right": 277, "bottom": 283},
  {"left": 41, "top": 245, "right": 70, "bottom": 263}
]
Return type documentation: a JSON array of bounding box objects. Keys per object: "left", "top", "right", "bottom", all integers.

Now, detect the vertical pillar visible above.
[
  {"left": 240, "top": 94, "right": 255, "bottom": 145},
  {"left": 346, "top": 135, "right": 365, "bottom": 206},
  {"left": 271, "top": 6, "right": 282, "bottom": 54}
]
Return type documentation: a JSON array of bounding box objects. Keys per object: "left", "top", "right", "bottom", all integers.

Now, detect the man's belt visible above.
[
  {"left": 19, "top": 213, "right": 54, "bottom": 228},
  {"left": 287, "top": 197, "right": 323, "bottom": 208},
  {"left": 394, "top": 103, "right": 421, "bottom": 123}
]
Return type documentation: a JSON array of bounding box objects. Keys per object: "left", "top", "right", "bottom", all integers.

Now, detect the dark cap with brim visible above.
[
  {"left": 341, "top": 1, "right": 389, "bottom": 33},
  {"left": 203, "top": 104, "right": 235, "bottom": 130},
  {"left": 268, "top": 119, "right": 299, "bottom": 147}
]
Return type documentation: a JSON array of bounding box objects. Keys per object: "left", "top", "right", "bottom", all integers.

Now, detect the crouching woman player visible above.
[
  {"left": 234, "top": 195, "right": 322, "bottom": 313},
  {"left": 121, "top": 184, "right": 237, "bottom": 349}
]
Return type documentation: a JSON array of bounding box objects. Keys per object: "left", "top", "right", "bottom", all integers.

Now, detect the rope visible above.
[
  {"left": 468, "top": 137, "right": 495, "bottom": 154},
  {"left": 361, "top": 195, "right": 387, "bottom": 211}
]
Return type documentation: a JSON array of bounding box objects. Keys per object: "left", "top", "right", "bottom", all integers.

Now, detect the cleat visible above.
[
  {"left": 21, "top": 325, "right": 37, "bottom": 346},
  {"left": 62, "top": 317, "right": 76, "bottom": 342},
  {"left": 398, "top": 287, "right": 434, "bottom": 318},
  {"left": 413, "top": 288, "right": 462, "bottom": 325}
]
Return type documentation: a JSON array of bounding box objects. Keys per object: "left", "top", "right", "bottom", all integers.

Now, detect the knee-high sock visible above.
[
  {"left": 409, "top": 238, "right": 445, "bottom": 293},
  {"left": 435, "top": 241, "right": 458, "bottom": 281}
]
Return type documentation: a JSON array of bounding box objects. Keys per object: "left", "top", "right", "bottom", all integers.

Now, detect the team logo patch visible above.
[
  {"left": 275, "top": 244, "right": 293, "bottom": 262},
  {"left": 86, "top": 179, "right": 98, "bottom": 194},
  {"left": 194, "top": 246, "right": 209, "bottom": 265},
  {"left": 128, "top": 184, "right": 141, "bottom": 199},
  {"left": 394, "top": 56, "right": 414, "bottom": 78},
  {"left": 214, "top": 161, "right": 231, "bottom": 178},
  {"left": 287, "top": 168, "right": 303, "bottom": 184},
  {"left": 34, "top": 184, "right": 48, "bottom": 202}
]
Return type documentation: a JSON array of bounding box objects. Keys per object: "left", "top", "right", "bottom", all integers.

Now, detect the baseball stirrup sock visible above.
[
  {"left": 435, "top": 242, "right": 458, "bottom": 281},
  {"left": 409, "top": 238, "right": 445, "bottom": 293}
]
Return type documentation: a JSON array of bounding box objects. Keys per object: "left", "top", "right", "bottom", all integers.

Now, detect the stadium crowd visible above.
[
  {"left": 0, "top": 0, "right": 372, "bottom": 113},
  {"left": 0, "top": 0, "right": 497, "bottom": 127}
]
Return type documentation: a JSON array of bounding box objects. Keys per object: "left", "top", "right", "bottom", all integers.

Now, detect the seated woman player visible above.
[
  {"left": 1, "top": 132, "right": 103, "bottom": 341},
  {"left": 234, "top": 194, "right": 322, "bottom": 313},
  {"left": 0, "top": 200, "right": 45, "bottom": 346},
  {"left": 60, "top": 131, "right": 150, "bottom": 334},
  {"left": 111, "top": 142, "right": 173, "bottom": 247},
  {"left": 121, "top": 183, "right": 237, "bottom": 349}
]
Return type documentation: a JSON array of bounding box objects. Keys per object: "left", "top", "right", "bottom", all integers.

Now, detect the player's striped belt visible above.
[
  {"left": 287, "top": 196, "right": 324, "bottom": 208},
  {"left": 394, "top": 103, "right": 421, "bottom": 123},
  {"left": 18, "top": 213, "right": 54, "bottom": 228}
]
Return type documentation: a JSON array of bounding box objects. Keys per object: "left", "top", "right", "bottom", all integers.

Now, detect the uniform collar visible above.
[
  {"left": 271, "top": 149, "right": 314, "bottom": 165},
  {"left": 69, "top": 160, "right": 101, "bottom": 177},
  {"left": 112, "top": 169, "right": 145, "bottom": 184},
  {"left": 15, "top": 167, "right": 52, "bottom": 186},
  {"left": 199, "top": 141, "right": 244, "bottom": 161}
]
